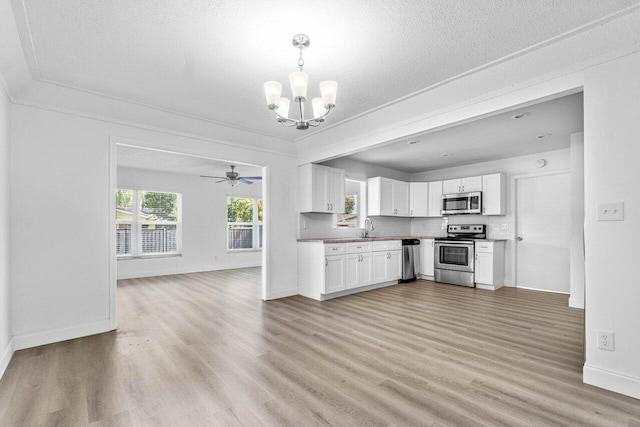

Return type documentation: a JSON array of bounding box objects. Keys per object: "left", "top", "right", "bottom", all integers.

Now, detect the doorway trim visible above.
[
  {"left": 510, "top": 169, "right": 570, "bottom": 291},
  {"left": 108, "top": 137, "right": 270, "bottom": 330}
]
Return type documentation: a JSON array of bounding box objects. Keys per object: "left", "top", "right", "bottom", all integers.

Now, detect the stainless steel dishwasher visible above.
[{"left": 400, "top": 239, "right": 421, "bottom": 283}]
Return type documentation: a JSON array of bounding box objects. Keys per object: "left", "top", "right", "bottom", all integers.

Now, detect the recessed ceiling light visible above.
[
  {"left": 406, "top": 140, "right": 419, "bottom": 145},
  {"left": 511, "top": 112, "right": 531, "bottom": 119},
  {"left": 536, "top": 133, "right": 552, "bottom": 139},
  {"left": 441, "top": 153, "right": 452, "bottom": 157}
]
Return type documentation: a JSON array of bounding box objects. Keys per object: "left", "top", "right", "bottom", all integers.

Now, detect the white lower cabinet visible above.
[
  {"left": 298, "top": 240, "right": 402, "bottom": 300},
  {"left": 420, "top": 238, "right": 435, "bottom": 277},
  {"left": 345, "top": 242, "right": 373, "bottom": 289},
  {"left": 374, "top": 240, "right": 402, "bottom": 282},
  {"left": 324, "top": 255, "right": 346, "bottom": 294},
  {"left": 474, "top": 241, "right": 505, "bottom": 290}
]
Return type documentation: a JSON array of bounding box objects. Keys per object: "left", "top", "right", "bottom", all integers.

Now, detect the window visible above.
[
  {"left": 116, "top": 189, "right": 181, "bottom": 257},
  {"left": 337, "top": 179, "right": 365, "bottom": 228},
  {"left": 227, "top": 197, "right": 262, "bottom": 250}
]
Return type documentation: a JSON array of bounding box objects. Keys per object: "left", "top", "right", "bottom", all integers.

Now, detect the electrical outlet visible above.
[
  {"left": 596, "top": 202, "right": 624, "bottom": 221},
  {"left": 501, "top": 223, "right": 509, "bottom": 230},
  {"left": 597, "top": 330, "right": 615, "bottom": 351}
]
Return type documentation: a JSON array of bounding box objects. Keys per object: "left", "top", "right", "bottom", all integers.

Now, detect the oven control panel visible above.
[{"left": 448, "top": 224, "right": 485, "bottom": 233}]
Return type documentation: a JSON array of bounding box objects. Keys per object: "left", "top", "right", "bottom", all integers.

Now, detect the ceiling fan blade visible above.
[
  {"left": 238, "top": 178, "right": 254, "bottom": 184},
  {"left": 240, "top": 176, "right": 262, "bottom": 180},
  {"left": 200, "top": 175, "right": 227, "bottom": 179},
  {"left": 215, "top": 179, "right": 229, "bottom": 183}
]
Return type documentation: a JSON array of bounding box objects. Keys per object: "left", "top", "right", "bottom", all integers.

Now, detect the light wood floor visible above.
[{"left": 1, "top": 268, "right": 639, "bottom": 426}]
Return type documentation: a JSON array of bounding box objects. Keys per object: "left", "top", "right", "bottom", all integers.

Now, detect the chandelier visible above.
[{"left": 263, "top": 34, "right": 337, "bottom": 130}]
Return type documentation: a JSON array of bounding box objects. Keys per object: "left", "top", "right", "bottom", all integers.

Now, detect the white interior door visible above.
[{"left": 516, "top": 172, "right": 571, "bottom": 293}]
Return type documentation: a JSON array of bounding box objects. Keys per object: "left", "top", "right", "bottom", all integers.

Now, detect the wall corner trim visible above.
[
  {"left": 13, "top": 319, "right": 115, "bottom": 351},
  {"left": 569, "top": 297, "right": 585, "bottom": 309},
  {"left": 267, "top": 286, "right": 298, "bottom": 300},
  {"left": 583, "top": 364, "right": 640, "bottom": 400},
  {"left": 0, "top": 337, "right": 15, "bottom": 381}
]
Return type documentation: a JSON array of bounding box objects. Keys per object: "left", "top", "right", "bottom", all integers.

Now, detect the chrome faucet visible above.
[{"left": 363, "top": 217, "right": 374, "bottom": 237}]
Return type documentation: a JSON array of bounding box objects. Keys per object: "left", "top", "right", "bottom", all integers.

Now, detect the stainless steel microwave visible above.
[{"left": 441, "top": 192, "right": 482, "bottom": 215}]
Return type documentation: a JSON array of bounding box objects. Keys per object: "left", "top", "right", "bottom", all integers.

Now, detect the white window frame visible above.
[
  {"left": 227, "top": 196, "right": 262, "bottom": 252},
  {"left": 117, "top": 188, "right": 182, "bottom": 259},
  {"left": 336, "top": 178, "right": 367, "bottom": 229}
]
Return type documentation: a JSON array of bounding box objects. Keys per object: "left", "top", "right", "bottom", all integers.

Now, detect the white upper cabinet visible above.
[
  {"left": 394, "top": 181, "right": 410, "bottom": 217},
  {"left": 482, "top": 173, "right": 506, "bottom": 215},
  {"left": 299, "top": 164, "right": 345, "bottom": 213},
  {"left": 409, "top": 182, "right": 429, "bottom": 217},
  {"left": 368, "top": 177, "right": 409, "bottom": 216},
  {"left": 442, "top": 176, "right": 482, "bottom": 194},
  {"left": 427, "top": 181, "right": 443, "bottom": 217}
]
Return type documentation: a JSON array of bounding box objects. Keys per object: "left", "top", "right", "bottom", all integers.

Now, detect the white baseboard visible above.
[
  {"left": 13, "top": 319, "right": 115, "bottom": 351},
  {"left": 569, "top": 296, "right": 585, "bottom": 309},
  {"left": 476, "top": 283, "right": 502, "bottom": 291},
  {"left": 584, "top": 364, "right": 640, "bottom": 400},
  {"left": 503, "top": 279, "right": 515, "bottom": 287},
  {"left": 0, "top": 337, "right": 15, "bottom": 380},
  {"left": 267, "top": 286, "right": 298, "bottom": 300},
  {"left": 117, "top": 262, "right": 262, "bottom": 280}
]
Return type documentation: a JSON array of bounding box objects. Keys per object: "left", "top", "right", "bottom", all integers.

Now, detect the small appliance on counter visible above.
[{"left": 434, "top": 224, "right": 486, "bottom": 287}]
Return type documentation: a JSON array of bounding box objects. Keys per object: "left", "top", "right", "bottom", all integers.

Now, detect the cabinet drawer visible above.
[
  {"left": 325, "top": 244, "right": 346, "bottom": 255},
  {"left": 475, "top": 242, "right": 494, "bottom": 253},
  {"left": 346, "top": 242, "right": 373, "bottom": 254},
  {"left": 372, "top": 240, "right": 402, "bottom": 251}
]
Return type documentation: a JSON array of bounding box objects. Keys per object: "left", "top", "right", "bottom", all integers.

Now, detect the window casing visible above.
[
  {"left": 116, "top": 189, "right": 182, "bottom": 258},
  {"left": 227, "top": 197, "right": 262, "bottom": 251},
  {"left": 336, "top": 179, "right": 366, "bottom": 228}
]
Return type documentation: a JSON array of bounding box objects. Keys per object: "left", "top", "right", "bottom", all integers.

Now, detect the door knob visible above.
[{"left": 517, "top": 236, "right": 523, "bottom": 241}]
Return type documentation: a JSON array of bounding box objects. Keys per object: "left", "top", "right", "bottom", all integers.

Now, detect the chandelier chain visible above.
[{"left": 298, "top": 49, "right": 304, "bottom": 71}]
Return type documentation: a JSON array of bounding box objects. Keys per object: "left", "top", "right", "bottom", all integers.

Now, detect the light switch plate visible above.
[
  {"left": 500, "top": 223, "right": 509, "bottom": 230},
  {"left": 596, "top": 202, "right": 624, "bottom": 221}
]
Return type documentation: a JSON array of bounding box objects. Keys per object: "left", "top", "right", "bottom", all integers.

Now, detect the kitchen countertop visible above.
[
  {"left": 297, "top": 237, "right": 508, "bottom": 243},
  {"left": 297, "top": 236, "right": 440, "bottom": 243}
]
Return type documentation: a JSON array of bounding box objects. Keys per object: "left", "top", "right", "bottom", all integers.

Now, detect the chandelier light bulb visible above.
[
  {"left": 289, "top": 71, "right": 309, "bottom": 100},
  {"left": 264, "top": 81, "right": 282, "bottom": 108},
  {"left": 319, "top": 81, "right": 337, "bottom": 107},
  {"left": 312, "top": 97, "right": 326, "bottom": 119},
  {"left": 277, "top": 97, "right": 290, "bottom": 119}
]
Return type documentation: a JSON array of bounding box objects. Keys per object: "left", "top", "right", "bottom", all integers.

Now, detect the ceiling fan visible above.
[{"left": 200, "top": 165, "right": 262, "bottom": 186}]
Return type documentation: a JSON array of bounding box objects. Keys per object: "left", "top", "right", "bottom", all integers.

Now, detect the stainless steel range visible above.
[{"left": 434, "top": 224, "right": 486, "bottom": 287}]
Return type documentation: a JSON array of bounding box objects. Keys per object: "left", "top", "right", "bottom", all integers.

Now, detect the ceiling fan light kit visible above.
[{"left": 263, "top": 34, "right": 337, "bottom": 130}]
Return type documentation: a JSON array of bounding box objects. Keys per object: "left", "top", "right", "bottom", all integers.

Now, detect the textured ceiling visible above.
[
  {"left": 116, "top": 145, "right": 263, "bottom": 178},
  {"left": 342, "top": 93, "right": 583, "bottom": 173},
  {"left": 11, "top": 0, "right": 638, "bottom": 142}
]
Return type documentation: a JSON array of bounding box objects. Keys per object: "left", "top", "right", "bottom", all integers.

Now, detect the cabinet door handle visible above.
[
  {"left": 330, "top": 203, "right": 333, "bottom": 211},
  {"left": 325, "top": 258, "right": 328, "bottom": 266},
  {"left": 410, "top": 210, "right": 413, "bottom": 216},
  {"left": 483, "top": 207, "right": 486, "bottom": 214},
  {"left": 327, "top": 203, "right": 330, "bottom": 211},
  {"left": 475, "top": 253, "right": 478, "bottom": 261}
]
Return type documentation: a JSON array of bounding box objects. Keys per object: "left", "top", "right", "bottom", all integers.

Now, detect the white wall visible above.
[
  {"left": 569, "top": 133, "right": 585, "bottom": 309},
  {"left": 116, "top": 166, "right": 262, "bottom": 279},
  {"left": 0, "top": 85, "right": 12, "bottom": 376},
  {"left": 411, "top": 148, "right": 571, "bottom": 285},
  {"left": 582, "top": 52, "right": 640, "bottom": 397},
  {"left": 10, "top": 104, "right": 298, "bottom": 350}
]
